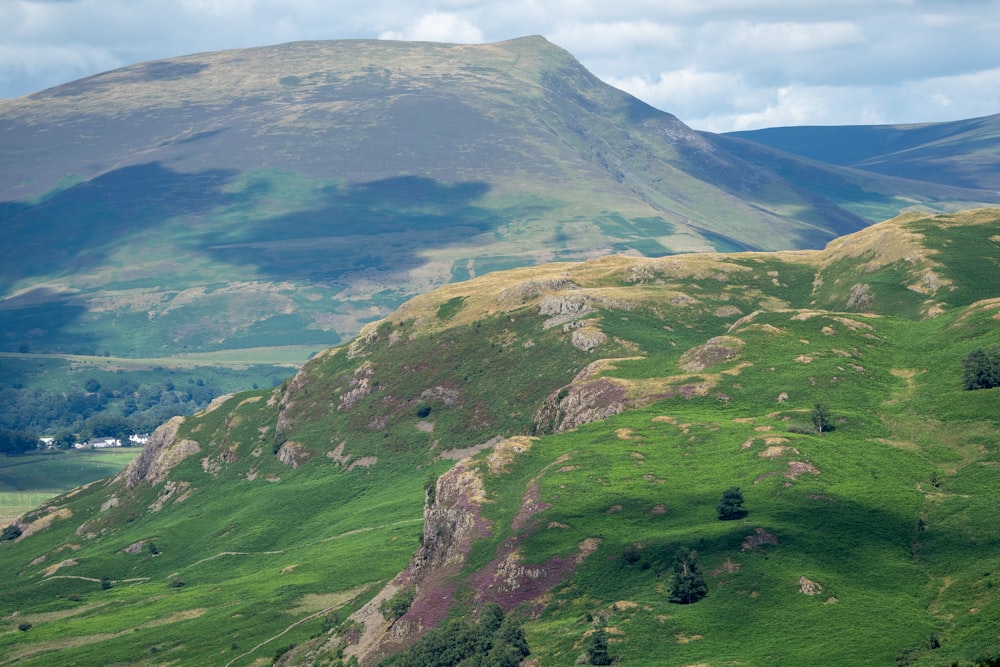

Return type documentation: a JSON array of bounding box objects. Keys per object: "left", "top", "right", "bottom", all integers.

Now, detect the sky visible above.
[{"left": 2, "top": 0, "right": 999, "bottom": 132}]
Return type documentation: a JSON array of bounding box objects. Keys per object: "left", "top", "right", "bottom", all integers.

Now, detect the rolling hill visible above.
[
  {"left": 725, "top": 113, "right": 1000, "bottom": 191},
  {"left": 3, "top": 36, "right": 998, "bottom": 373},
  {"left": 2, "top": 209, "right": 998, "bottom": 666}
]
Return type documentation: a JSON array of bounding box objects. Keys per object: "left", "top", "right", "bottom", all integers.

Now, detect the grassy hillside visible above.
[
  {"left": 0, "top": 209, "right": 997, "bottom": 666},
  {"left": 4, "top": 38, "right": 1000, "bottom": 438}
]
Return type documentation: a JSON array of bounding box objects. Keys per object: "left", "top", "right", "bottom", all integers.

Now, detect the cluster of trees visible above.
[
  {"left": 0, "top": 375, "right": 224, "bottom": 440},
  {"left": 963, "top": 347, "right": 1000, "bottom": 390},
  {"left": 0, "top": 428, "right": 40, "bottom": 455},
  {"left": 379, "top": 602, "right": 529, "bottom": 667},
  {"left": 658, "top": 488, "right": 747, "bottom": 605}
]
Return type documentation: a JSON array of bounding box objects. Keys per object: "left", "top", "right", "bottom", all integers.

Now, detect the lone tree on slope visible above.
[
  {"left": 717, "top": 486, "right": 746, "bottom": 520},
  {"left": 667, "top": 547, "right": 708, "bottom": 604},
  {"left": 812, "top": 403, "right": 832, "bottom": 434}
]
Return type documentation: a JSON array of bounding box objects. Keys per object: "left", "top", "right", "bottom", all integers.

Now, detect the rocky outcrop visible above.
[
  {"left": 276, "top": 441, "right": 309, "bottom": 468},
  {"left": 337, "top": 456, "right": 492, "bottom": 665},
  {"left": 119, "top": 417, "right": 197, "bottom": 490},
  {"left": 338, "top": 361, "right": 378, "bottom": 411},
  {"left": 678, "top": 336, "right": 744, "bottom": 372},
  {"left": 533, "top": 377, "right": 628, "bottom": 433}
]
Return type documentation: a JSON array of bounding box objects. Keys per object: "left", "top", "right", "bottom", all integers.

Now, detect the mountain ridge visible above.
[
  {"left": 724, "top": 112, "right": 1000, "bottom": 190},
  {"left": 4, "top": 37, "right": 997, "bottom": 363}
]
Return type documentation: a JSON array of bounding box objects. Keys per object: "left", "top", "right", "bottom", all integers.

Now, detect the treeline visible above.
[
  {"left": 0, "top": 428, "right": 40, "bottom": 455},
  {"left": 379, "top": 602, "right": 530, "bottom": 667},
  {"left": 0, "top": 376, "right": 222, "bottom": 440}
]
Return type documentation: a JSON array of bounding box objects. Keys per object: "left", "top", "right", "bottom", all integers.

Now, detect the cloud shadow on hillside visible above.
[
  {"left": 0, "top": 162, "right": 504, "bottom": 351},
  {"left": 195, "top": 174, "right": 497, "bottom": 284},
  {"left": 0, "top": 162, "right": 240, "bottom": 295}
]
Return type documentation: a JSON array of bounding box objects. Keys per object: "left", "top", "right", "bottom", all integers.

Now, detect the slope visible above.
[
  {"left": 725, "top": 113, "right": 1000, "bottom": 191},
  {"left": 1, "top": 209, "right": 998, "bottom": 666},
  {"left": 3, "top": 36, "right": 995, "bottom": 372}
]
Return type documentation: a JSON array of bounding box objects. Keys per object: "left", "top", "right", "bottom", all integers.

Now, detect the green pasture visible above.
[{"left": 0, "top": 449, "right": 141, "bottom": 524}]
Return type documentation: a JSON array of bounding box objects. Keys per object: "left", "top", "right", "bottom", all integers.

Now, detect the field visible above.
[{"left": 0, "top": 449, "right": 140, "bottom": 524}]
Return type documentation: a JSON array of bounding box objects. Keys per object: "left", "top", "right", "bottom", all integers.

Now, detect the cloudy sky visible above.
[{"left": 2, "top": 0, "right": 999, "bottom": 132}]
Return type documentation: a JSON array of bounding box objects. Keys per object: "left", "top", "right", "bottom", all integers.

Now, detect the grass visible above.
[
  {"left": 8, "top": 39, "right": 999, "bottom": 444},
  {"left": 0, "top": 450, "right": 140, "bottom": 524},
  {"left": 0, "top": 210, "right": 997, "bottom": 666}
]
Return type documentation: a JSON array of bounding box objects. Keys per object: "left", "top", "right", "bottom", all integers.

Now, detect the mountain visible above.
[
  {"left": 725, "top": 113, "right": 1000, "bottom": 191},
  {"left": 3, "top": 36, "right": 998, "bottom": 372},
  {"left": 2, "top": 209, "right": 999, "bottom": 666}
]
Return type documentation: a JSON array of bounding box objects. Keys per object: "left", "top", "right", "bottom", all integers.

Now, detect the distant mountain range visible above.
[{"left": 726, "top": 113, "right": 1000, "bottom": 191}]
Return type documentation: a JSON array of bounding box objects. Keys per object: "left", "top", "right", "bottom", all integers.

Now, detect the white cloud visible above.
[
  {"left": 0, "top": 0, "right": 998, "bottom": 131},
  {"left": 379, "top": 11, "right": 484, "bottom": 43},
  {"left": 714, "top": 20, "right": 864, "bottom": 54}
]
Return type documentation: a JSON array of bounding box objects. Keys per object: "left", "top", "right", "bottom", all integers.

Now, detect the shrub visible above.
[
  {"left": 1, "top": 524, "right": 22, "bottom": 541},
  {"left": 623, "top": 543, "right": 641, "bottom": 565},
  {"left": 963, "top": 347, "right": 1000, "bottom": 390},
  {"left": 380, "top": 587, "right": 415, "bottom": 621}
]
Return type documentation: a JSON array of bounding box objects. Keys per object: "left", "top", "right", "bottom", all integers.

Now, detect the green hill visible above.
[
  {"left": 2, "top": 209, "right": 998, "bottom": 666},
  {"left": 4, "top": 38, "right": 1000, "bottom": 439}
]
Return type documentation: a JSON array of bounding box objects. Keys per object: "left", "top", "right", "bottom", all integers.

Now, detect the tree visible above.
[
  {"left": 963, "top": 347, "right": 1000, "bottom": 390},
  {"left": 83, "top": 413, "right": 134, "bottom": 444},
  {"left": 0, "top": 428, "right": 39, "bottom": 455},
  {"left": 667, "top": 547, "right": 708, "bottom": 604},
  {"left": 494, "top": 616, "right": 530, "bottom": 660},
  {"left": 53, "top": 429, "right": 77, "bottom": 449},
  {"left": 717, "top": 486, "right": 746, "bottom": 520},
  {"left": 585, "top": 627, "right": 613, "bottom": 665},
  {"left": 811, "top": 403, "right": 832, "bottom": 434}
]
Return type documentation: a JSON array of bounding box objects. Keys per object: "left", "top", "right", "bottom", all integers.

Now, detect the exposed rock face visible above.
[
  {"left": 533, "top": 377, "right": 628, "bottom": 433},
  {"left": 339, "top": 457, "right": 492, "bottom": 665},
  {"left": 275, "top": 364, "right": 312, "bottom": 435},
  {"left": 330, "top": 437, "right": 598, "bottom": 666},
  {"left": 339, "top": 361, "right": 377, "bottom": 411},
  {"left": 497, "top": 278, "right": 575, "bottom": 304},
  {"left": 679, "top": 335, "right": 744, "bottom": 372},
  {"left": 276, "top": 441, "right": 309, "bottom": 468},
  {"left": 540, "top": 294, "right": 595, "bottom": 329},
  {"left": 120, "top": 417, "right": 195, "bottom": 490},
  {"left": 570, "top": 327, "right": 607, "bottom": 352}
]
